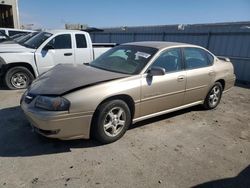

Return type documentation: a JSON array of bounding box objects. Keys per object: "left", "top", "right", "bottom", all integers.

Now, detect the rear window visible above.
[
  {"left": 75, "top": 34, "right": 87, "bottom": 48},
  {"left": 0, "top": 30, "right": 6, "bottom": 39},
  {"left": 8, "top": 30, "right": 30, "bottom": 36},
  {"left": 0, "top": 29, "right": 6, "bottom": 35}
]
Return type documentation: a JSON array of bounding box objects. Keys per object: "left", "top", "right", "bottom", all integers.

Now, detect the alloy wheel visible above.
[
  {"left": 209, "top": 85, "right": 221, "bottom": 107},
  {"left": 103, "top": 107, "right": 126, "bottom": 137}
]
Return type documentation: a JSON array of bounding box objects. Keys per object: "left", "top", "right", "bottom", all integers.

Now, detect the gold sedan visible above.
[{"left": 21, "top": 42, "right": 235, "bottom": 143}]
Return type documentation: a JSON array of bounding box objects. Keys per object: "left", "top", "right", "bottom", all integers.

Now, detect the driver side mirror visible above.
[
  {"left": 148, "top": 66, "right": 165, "bottom": 76},
  {"left": 43, "top": 44, "right": 54, "bottom": 51}
]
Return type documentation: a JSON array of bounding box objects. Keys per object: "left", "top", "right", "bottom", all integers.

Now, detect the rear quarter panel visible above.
[{"left": 213, "top": 58, "right": 236, "bottom": 91}]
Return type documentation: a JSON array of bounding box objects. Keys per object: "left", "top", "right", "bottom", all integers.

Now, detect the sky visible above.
[{"left": 19, "top": 0, "right": 250, "bottom": 29}]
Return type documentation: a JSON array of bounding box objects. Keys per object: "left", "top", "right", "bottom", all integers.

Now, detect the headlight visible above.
[
  {"left": 35, "top": 96, "right": 70, "bottom": 111},
  {"left": 20, "top": 90, "right": 28, "bottom": 104}
]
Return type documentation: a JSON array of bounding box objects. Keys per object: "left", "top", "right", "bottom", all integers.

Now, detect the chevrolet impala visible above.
[{"left": 21, "top": 41, "right": 236, "bottom": 143}]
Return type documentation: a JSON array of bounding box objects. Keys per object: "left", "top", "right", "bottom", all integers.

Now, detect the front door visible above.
[
  {"left": 35, "top": 34, "right": 74, "bottom": 74},
  {"left": 140, "top": 48, "right": 186, "bottom": 117}
]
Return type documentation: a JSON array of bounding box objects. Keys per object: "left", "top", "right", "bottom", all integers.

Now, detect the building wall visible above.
[
  {"left": 0, "top": 0, "right": 19, "bottom": 28},
  {"left": 90, "top": 22, "right": 250, "bottom": 84}
]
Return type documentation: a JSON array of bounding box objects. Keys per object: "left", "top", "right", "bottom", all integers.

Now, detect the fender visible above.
[
  {"left": 0, "top": 51, "right": 39, "bottom": 77},
  {"left": 0, "top": 56, "right": 6, "bottom": 76}
]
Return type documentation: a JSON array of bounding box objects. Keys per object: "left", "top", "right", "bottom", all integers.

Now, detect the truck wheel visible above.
[
  {"left": 92, "top": 100, "right": 131, "bottom": 144},
  {"left": 4, "top": 66, "right": 34, "bottom": 90},
  {"left": 203, "top": 82, "right": 223, "bottom": 110}
]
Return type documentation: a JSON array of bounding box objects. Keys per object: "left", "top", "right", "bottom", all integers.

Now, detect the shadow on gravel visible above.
[
  {"left": 192, "top": 165, "right": 250, "bottom": 188},
  {"left": 0, "top": 104, "right": 205, "bottom": 157},
  {"left": 0, "top": 106, "right": 101, "bottom": 157},
  {"left": 235, "top": 82, "right": 250, "bottom": 89}
]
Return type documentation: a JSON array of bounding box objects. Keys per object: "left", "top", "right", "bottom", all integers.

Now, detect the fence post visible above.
[
  {"left": 133, "top": 33, "right": 136, "bottom": 42},
  {"left": 109, "top": 33, "right": 111, "bottom": 43},
  {"left": 162, "top": 32, "right": 166, "bottom": 41},
  {"left": 206, "top": 32, "right": 211, "bottom": 49}
]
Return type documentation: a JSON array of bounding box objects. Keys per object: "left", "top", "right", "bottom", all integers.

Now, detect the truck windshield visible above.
[
  {"left": 0, "top": 32, "right": 38, "bottom": 44},
  {"left": 15, "top": 32, "right": 39, "bottom": 44},
  {"left": 90, "top": 45, "right": 158, "bottom": 75},
  {"left": 23, "top": 32, "right": 53, "bottom": 49}
]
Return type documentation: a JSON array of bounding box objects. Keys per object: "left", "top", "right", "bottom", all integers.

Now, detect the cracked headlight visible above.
[{"left": 35, "top": 96, "right": 70, "bottom": 111}]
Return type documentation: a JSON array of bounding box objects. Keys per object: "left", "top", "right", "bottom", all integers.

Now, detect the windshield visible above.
[
  {"left": 15, "top": 32, "right": 39, "bottom": 44},
  {"left": 90, "top": 45, "right": 158, "bottom": 74},
  {"left": 9, "top": 33, "right": 25, "bottom": 39},
  {"left": 23, "top": 32, "right": 52, "bottom": 49}
]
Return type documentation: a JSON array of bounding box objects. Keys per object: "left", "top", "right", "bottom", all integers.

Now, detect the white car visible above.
[
  {"left": 0, "top": 30, "right": 116, "bottom": 89},
  {"left": 0, "top": 28, "right": 33, "bottom": 41}
]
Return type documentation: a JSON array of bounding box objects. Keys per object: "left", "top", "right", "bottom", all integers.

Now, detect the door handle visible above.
[
  {"left": 177, "top": 75, "right": 185, "bottom": 82},
  {"left": 64, "top": 53, "right": 73, "bottom": 56},
  {"left": 208, "top": 70, "right": 215, "bottom": 76}
]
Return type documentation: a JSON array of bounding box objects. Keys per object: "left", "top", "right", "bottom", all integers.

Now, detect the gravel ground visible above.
[{"left": 0, "top": 86, "right": 249, "bottom": 188}]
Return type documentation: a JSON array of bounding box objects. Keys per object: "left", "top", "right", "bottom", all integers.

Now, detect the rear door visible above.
[
  {"left": 183, "top": 47, "right": 215, "bottom": 104},
  {"left": 35, "top": 34, "right": 75, "bottom": 74},
  {"left": 74, "top": 33, "right": 92, "bottom": 64},
  {"left": 140, "top": 48, "right": 186, "bottom": 117}
]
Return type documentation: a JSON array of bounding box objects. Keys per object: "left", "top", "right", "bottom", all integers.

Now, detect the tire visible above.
[
  {"left": 203, "top": 82, "right": 223, "bottom": 110},
  {"left": 4, "top": 66, "right": 34, "bottom": 90},
  {"left": 92, "top": 100, "right": 131, "bottom": 144}
]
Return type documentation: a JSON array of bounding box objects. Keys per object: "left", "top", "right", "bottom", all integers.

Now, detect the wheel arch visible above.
[
  {"left": 90, "top": 94, "right": 135, "bottom": 136},
  {"left": 4, "top": 62, "right": 36, "bottom": 78},
  {"left": 215, "top": 79, "right": 225, "bottom": 90}
]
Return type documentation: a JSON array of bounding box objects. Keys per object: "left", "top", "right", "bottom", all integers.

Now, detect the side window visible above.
[
  {"left": 184, "top": 48, "right": 211, "bottom": 69},
  {"left": 151, "top": 48, "right": 182, "bottom": 73},
  {"left": 48, "top": 34, "right": 72, "bottom": 49},
  {"left": 75, "top": 34, "right": 87, "bottom": 48}
]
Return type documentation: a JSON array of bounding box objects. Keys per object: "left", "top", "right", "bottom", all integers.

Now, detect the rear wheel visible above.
[
  {"left": 203, "top": 82, "right": 223, "bottom": 110},
  {"left": 4, "top": 66, "right": 34, "bottom": 90},
  {"left": 92, "top": 100, "right": 131, "bottom": 144}
]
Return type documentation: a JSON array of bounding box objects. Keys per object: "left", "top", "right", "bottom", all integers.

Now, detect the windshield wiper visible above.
[{"left": 90, "top": 64, "right": 130, "bottom": 75}]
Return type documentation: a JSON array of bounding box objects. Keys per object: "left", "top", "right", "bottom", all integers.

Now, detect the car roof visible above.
[
  {"left": 123, "top": 41, "right": 199, "bottom": 49},
  {"left": 45, "top": 29, "right": 88, "bottom": 35},
  {"left": 0, "top": 28, "right": 34, "bottom": 32}
]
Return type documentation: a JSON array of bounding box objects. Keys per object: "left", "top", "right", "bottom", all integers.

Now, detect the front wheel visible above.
[
  {"left": 203, "top": 82, "right": 223, "bottom": 110},
  {"left": 92, "top": 100, "right": 131, "bottom": 144},
  {"left": 4, "top": 66, "right": 34, "bottom": 90}
]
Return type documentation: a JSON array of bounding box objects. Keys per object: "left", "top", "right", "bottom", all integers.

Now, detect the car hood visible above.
[
  {"left": 28, "top": 64, "right": 130, "bottom": 95},
  {"left": 0, "top": 43, "right": 35, "bottom": 53}
]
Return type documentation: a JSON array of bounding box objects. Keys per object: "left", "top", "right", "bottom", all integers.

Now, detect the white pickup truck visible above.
[{"left": 0, "top": 30, "right": 115, "bottom": 89}]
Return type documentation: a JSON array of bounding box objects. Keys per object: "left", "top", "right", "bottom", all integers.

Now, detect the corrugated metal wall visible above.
[{"left": 90, "top": 22, "right": 250, "bottom": 84}]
